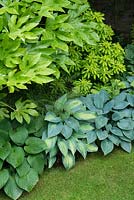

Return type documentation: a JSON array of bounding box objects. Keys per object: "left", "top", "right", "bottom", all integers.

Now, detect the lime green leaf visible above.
[
  {"left": 74, "top": 111, "right": 96, "bottom": 121},
  {"left": 15, "top": 168, "right": 39, "bottom": 192},
  {"left": 87, "top": 143, "right": 98, "bottom": 152}
]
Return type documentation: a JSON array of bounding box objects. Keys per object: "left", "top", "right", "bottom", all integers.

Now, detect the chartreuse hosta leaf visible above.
[
  {"left": 64, "top": 99, "right": 83, "bottom": 113},
  {"left": 44, "top": 136, "right": 57, "bottom": 150},
  {"left": 45, "top": 112, "right": 61, "bottom": 123},
  {"left": 62, "top": 152, "right": 75, "bottom": 170},
  {"left": 4, "top": 176, "right": 23, "bottom": 200},
  {"left": 74, "top": 111, "right": 96, "bottom": 121},
  {"left": 87, "top": 143, "right": 98, "bottom": 152},
  {"left": 67, "top": 137, "right": 77, "bottom": 155}
]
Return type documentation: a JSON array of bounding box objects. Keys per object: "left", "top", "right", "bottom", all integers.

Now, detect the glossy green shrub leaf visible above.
[
  {"left": 58, "top": 139, "right": 68, "bottom": 156},
  {"left": 61, "top": 124, "right": 72, "bottom": 139},
  {"left": 120, "top": 141, "right": 132, "bottom": 153},
  {"left": 74, "top": 111, "right": 96, "bottom": 120},
  {"left": 9, "top": 127, "right": 28, "bottom": 145},
  {"left": 24, "top": 137, "right": 46, "bottom": 154},
  {"left": 101, "top": 139, "right": 114, "bottom": 155},
  {"left": 62, "top": 153, "right": 75, "bottom": 170},
  {"left": 95, "top": 116, "right": 108, "bottom": 129},
  {"left": 0, "top": 142, "right": 11, "bottom": 160},
  {"left": 27, "top": 154, "right": 45, "bottom": 175},
  {"left": 96, "top": 130, "right": 108, "bottom": 140},
  {"left": 87, "top": 131, "right": 97, "bottom": 143},
  {"left": 0, "top": 169, "right": 9, "bottom": 189},
  {"left": 4, "top": 176, "right": 23, "bottom": 200},
  {"left": 117, "top": 119, "right": 134, "bottom": 130},
  {"left": 48, "top": 122, "right": 63, "bottom": 137},
  {"left": 16, "top": 159, "right": 30, "bottom": 177},
  {"left": 15, "top": 169, "right": 39, "bottom": 192},
  {"left": 6, "top": 147, "right": 24, "bottom": 168},
  {"left": 45, "top": 112, "right": 61, "bottom": 123}
]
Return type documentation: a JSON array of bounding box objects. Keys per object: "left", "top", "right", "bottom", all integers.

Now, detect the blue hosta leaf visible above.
[
  {"left": 81, "top": 95, "right": 97, "bottom": 112},
  {"left": 119, "top": 136, "right": 131, "bottom": 142},
  {"left": 113, "top": 101, "right": 129, "bottom": 110},
  {"left": 15, "top": 168, "right": 39, "bottom": 192},
  {"left": 4, "top": 176, "right": 23, "bottom": 200},
  {"left": 123, "top": 130, "right": 134, "bottom": 140},
  {"left": 48, "top": 122, "right": 63, "bottom": 137},
  {"left": 64, "top": 99, "right": 83, "bottom": 113},
  {"left": 79, "top": 122, "right": 94, "bottom": 133},
  {"left": 58, "top": 139, "right": 68, "bottom": 156},
  {"left": 54, "top": 94, "right": 67, "bottom": 111},
  {"left": 87, "top": 131, "right": 97, "bottom": 143},
  {"left": 132, "top": 110, "right": 134, "bottom": 120},
  {"left": 49, "top": 146, "right": 58, "bottom": 158},
  {"left": 9, "top": 126, "right": 28, "bottom": 146},
  {"left": 120, "top": 141, "right": 132, "bottom": 153},
  {"left": 77, "top": 140, "right": 87, "bottom": 159},
  {"left": 93, "top": 90, "right": 109, "bottom": 109},
  {"left": 62, "top": 152, "right": 75, "bottom": 170},
  {"left": 48, "top": 156, "right": 57, "bottom": 168},
  {"left": 112, "top": 109, "right": 131, "bottom": 121},
  {"left": 103, "top": 100, "right": 114, "bottom": 114},
  {"left": 117, "top": 119, "right": 134, "bottom": 130},
  {"left": 65, "top": 117, "right": 79, "bottom": 131},
  {"left": 101, "top": 139, "right": 114, "bottom": 155},
  {"left": 44, "top": 136, "right": 57, "bottom": 150},
  {"left": 112, "top": 112, "right": 122, "bottom": 121},
  {"left": 95, "top": 116, "right": 108, "bottom": 129},
  {"left": 108, "top": 135, "right": 120, "bottom": 146},
  {"left": 127, "top": 94, "right": 134, "bottom": 107},
  {"left": 105, "top": 124, "right": 112, "bottom": 132},
  {"left": 73, "top": 111, "right": 96, "bottom": 121},
  {"left": 6, "top": 147, "right": 24, "bottom": 168},
  {"left": 24, "top": 137, "right": 46, "bottom": 154},
  {"left": 114, "top": 92, "right": 127, "bottom": 102},
  {"left": 67, "top": 137, "right": 77, "bottom": 155},
  {"left": 96, "top": 130, "right": 108, "bottom": 140},
  {"left": 61, "top": 124, "right": 72, "bottom": 139},
  {"left": 0, "top": 169, "right": 9, "bottom": 189},
  {"left": 27, "top": 154, "right": 45, "bottom": 175},
  {"left": 45, "top": 112, "right": 61, "bottom": 123},
  {"left": 87, "top": 143, "right": 98, "bottom": 152},
  {"left": 110, "top": 127, "right": 123, "bottom": 136},
  {"left": 16, "top": 159, "right": 31, "bottom": 177}
]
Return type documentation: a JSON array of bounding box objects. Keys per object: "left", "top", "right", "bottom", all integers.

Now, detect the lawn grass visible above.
[{"left": 1, "top": 149, "right": 134, "bottom": 200}]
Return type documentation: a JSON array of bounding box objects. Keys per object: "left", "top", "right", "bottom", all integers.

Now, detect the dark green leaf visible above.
[
  {"left": 9, "top": 127, "right": 28, "bottom": 145},
  {"left": 0, "top": 169, "right": 9, "bottom": 189}
]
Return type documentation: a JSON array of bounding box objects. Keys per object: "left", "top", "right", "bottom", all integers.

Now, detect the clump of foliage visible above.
[{"left": 0, "top": 117, "right": 47, "bottom": 200}]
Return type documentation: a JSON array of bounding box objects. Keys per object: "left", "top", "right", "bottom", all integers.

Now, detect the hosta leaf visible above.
[
  {"left": 94, "top": 90, "right": 109, "bottom": 109},
  {"left": 74, "top": 111, "right": 96, "bottom": 121},
  {"left": 48, "top": 122, "right": 63, "bottom": 137},
  {"left": 62, "top": 153, "right": 75, "bottom": 170},
  {"left": 77, "top": 140, "right": 87, "bottom": 159},
  {"left": 64, "top": 99, "right": 83, "bottom": 113},
  {"left": 45, "top": 112, "right": 61, "bottom": 123},
  {"left": 6, "top": 147, "right": 24, "bottom": 168},
  {"left": 108, "top": 135, "right": 120, "bottom": 146},
  {"left": 87, "top": 131, "right": 97, "bottom": 143},
  {"left": 27, "top": 154, "right": 45, "bottom": 175},
  {"left": 101, "top": 139, "right": 114, "bottom": 155},
  {"left": 58, "top": 139, "right": 68, "bottom": 156},
  {"left": 67, "top": 137, "right": 77, "bottom": 155},
  {"left": 48, "top": 156, "right": 57, "bottom": 168},
  {"left": 79, "top": 123, "right": 94, "bottom": 133},
  {"left": 15, "top": 168, "right": 39, "bottom": 192},
  {"left": 65, "top": 117, "right": 79, "bottom": 131},
  {"left": 123, "top": 130, "right": 134, "bottom": 140},
  {"left": 96, "top": 130, "right": 108, "bottom": 140},
  {"left": 44, "top": 136, "right": 57, "bottom": 150},
  {"left": 120, "top": 141, "right": 132, "bottom": 153},
  {"left": 0, "top": 169, "right": 9, "bottom": 189},
  {"left": 54, "top": 94, "right": 67, "bottom": 111},
  {"left": 87, "top": 143, "right": 98, "bottom": 152},
  {"left": 103, "top": 100, "right": 114, "bottom": 114},
  {"left": 127, "top": 94, "right": 134, "bottom": 106},
  {"left": 61, "top": 124, "right": 72, "bottom": 139},
  {"left": 81, "top": 95, "right": 97, "bottom": 112},
  {"left": 110, "top": 127, "right": 123, "bottom": 136},
  {"left": 49, "top": 146, "right": 58, "bottom": 158},
  {"left": 113, "top": 101, "right": 129, "bottom": 110},
  {"left": 16, "top": 159, "right": 30, "bottom": 177},
  {"left": 9, "top": 126, "right": 28, "bottom": 145},
  {"left": 0, "top": 159, "right": 3, "bottom": 170},
  {"left": 95, "top": 116, "right": 108, "bottom": 129},
  {"left": 4, "top": 176, "right": 23, "bottom": 200},
  {"left": 114, "top": 92, "right": 127, "bottom": 102},
  {"left": 117, "top": 119, "right": 134, "bottom": 130},
  {"left": 0, "top": 142, "right": 11, "bottom": 160},
  {"left": 119, "top": 136, "right": 131, "bottom": 142},
  {"left": 24, "top": 137, "right": 46, "bottom": 154}
]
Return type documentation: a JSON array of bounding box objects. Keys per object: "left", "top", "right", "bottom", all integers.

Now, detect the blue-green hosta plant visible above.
[
  {"left": 81, "top": 90, "right": 134, "bottom": 155},
  {"left": 0, "top": 117, "right": 47, "bottom": 200},
  {"left": 0, "top": 0, "right": 100, "bottom": 93},
  {"left": 43, "top": 94, "right": 97, "bottom": 170}
]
